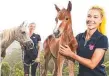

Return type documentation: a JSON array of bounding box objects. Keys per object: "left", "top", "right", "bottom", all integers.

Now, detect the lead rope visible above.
[
  {"left": 21, "top": 45, "right": 41, "bottom": 76},
  {"left": 32, "top": 60, "right": 40, "bottom": 76},
  {"left": 21, "top": 46, "right": 36, "bottom": 66},
  {"left": 21, "top": 45, "right": 30, "bottom": 68}
]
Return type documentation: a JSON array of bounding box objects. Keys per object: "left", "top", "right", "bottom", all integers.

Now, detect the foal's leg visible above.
[
  {"left": 68, "top": 60, "right": 75, "bottom": 76},
  {"left": 42, "top": 50, "right": 51, "bottom": 76},
  {"left": 57, "top": 54, "right": 65, "bottom": 76},
  {"left": 52, "top": 57, "right": 58, "bottom": 76}
]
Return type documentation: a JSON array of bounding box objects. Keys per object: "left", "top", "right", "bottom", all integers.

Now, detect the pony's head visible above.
[
  {"left": 15, "top": 22, "right": 34, "bottom": 50},
  {"left": 53, "top": 1, "right": 72, "bottom": 38}
]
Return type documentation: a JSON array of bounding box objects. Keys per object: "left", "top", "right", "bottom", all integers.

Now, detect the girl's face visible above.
[
  {"left": 28, "top": 24, "right": 36, "bottom": 31},
  {"left": 86, "top": 9, "right": 102, "bottom": 30}
]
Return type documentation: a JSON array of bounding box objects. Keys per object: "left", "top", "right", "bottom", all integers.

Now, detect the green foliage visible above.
[
  {"left": 104, "top": 51, "right": 109, "bottom": 62},
  {"left": 3, "top": 48, "right": 24, "bottom": 76},
  {"left": 63, "top": 66, "right": 69, "bottom": 76},
  {"left": 14, "top": 61, "right": 23, "bottom": 71},
  {"left": 104, "top": 61, "right": 109, "bottom": 75},
  {"left": 2, "top": 45, "right": 109, "bottom": 76},
  {"left": 12, "top": 61, "right": 24, "bottom": 76},
  {"left": 3, "top": 48, "right": 22, "bottom": 67},
  {"left": 14, "top": 68, "right": 23, "bottom": 76},
  {"left": 1, "top": 62, "right": 11, "bottom": 76},
  {"left": 104, "top": 50, "right": 109, "bottom": 75},
  {"left": 74, "top": 61, "right": 79, "bottom": 76}
]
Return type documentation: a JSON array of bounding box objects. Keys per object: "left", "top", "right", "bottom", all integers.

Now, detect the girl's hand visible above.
[
  {"left": 35, "top": 57, "right": 40, "bottom": 62},
  {"left": 59, "top": 45, "right": 74, "bottom": 57}
]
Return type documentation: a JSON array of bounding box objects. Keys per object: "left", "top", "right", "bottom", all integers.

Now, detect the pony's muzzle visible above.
[
  {"left": 53, "top": 29, "right": 60, "bottom": 38},
  {"left": 25, "top": 41, "right": 34, "bottom": 50}
]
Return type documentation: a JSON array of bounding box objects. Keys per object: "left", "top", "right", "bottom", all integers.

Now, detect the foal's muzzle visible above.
[{"left": 53, "top": 30, "right": 60, "bottom": 38}]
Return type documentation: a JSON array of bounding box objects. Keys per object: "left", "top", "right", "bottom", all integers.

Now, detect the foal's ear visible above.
[
  {"left": 54, "top": 4, "right": 60, "bottom": 12},
  {"left": 67, "top": 1, "right": 72, "bottom": 12}
]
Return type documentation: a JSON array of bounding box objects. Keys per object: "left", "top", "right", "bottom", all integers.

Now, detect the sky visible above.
[{"left": 0, "top": 0, "right": 109, "bottom": 43}]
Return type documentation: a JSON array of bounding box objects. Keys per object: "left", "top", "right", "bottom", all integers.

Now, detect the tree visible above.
[
  {"left": 1, "top": 62, "right": 11, "bottom": 76},
  {"left": 14, "top": 68, "right": 23, "bottom": 76},
  {"left": 12, "top": 61, "right": 24, "bottom": 76}
]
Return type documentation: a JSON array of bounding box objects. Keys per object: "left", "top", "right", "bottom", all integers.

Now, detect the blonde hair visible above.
[{"left": 90, "top": 6, "right": 106, "bottom": 35}]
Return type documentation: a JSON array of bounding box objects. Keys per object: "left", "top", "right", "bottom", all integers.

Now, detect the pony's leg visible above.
[
  {"left": 1, "top": 50, "right": 6, "bottom": 58},
  {"left": 57, "top": 54, "right": 65, "bottom": 76},
  {"left": 52, "top": 57, "right": 58, "bottom": 76},
  {"left": 42, "top": 51, "right": 51, "bottom": 76},
  {"left": 68, "top": 60, "right": 75, "bottom": 76},
  {"left": 1, "top": 50, "right": 5, "bottom": 61}
]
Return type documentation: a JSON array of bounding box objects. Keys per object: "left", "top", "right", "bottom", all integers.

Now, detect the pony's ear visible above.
[
  {"left": 25, "top": 24, "right": 27, "bottom": 27},
  {"left": 20, "top": 21, "right": 24, "bottom": 27},
  {"left": 67, "top": 1, "right": 72, "bottom": 12},
  {"left": 20, "top": 21, "right": 28, "bottom": 27},
  {"left": 54, "top": 4, "right": 60, "bottom": 12}
]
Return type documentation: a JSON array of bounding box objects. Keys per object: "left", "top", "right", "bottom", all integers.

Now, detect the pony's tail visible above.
[{"left": 98, "top": 16, "right": 106, "bottom": 35}]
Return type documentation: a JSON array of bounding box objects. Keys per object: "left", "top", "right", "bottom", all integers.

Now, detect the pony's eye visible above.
[{"left": 21, "top": 31, "right": 26, "bottom": 34}]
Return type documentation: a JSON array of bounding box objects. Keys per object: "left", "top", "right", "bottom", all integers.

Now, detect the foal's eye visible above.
[
  {"left": 65, "top": 17, "right": 69, "bottom": 20},
  {"left": 21, "top": 31, "right": 26, "bottom": 34}
]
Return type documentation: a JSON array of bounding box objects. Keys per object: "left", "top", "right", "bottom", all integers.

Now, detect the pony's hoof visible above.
[{"left": 1, "top": 57, "right": 4, "bottom": 62}]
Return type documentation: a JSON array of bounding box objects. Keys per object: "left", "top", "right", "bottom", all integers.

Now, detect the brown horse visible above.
[{"left": 42, "top": 1, "right": 78, "bottom": 76}]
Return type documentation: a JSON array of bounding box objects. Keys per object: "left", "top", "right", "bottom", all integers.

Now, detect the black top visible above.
[
  {"left": 76, "top": 30, "right": 108, "bottom": 76},
  {"left": 24, "top": 33, "right": 41, "bottom": 64},
  {"left": 30, "top": 33, "right": 41, "bottom": 55}
]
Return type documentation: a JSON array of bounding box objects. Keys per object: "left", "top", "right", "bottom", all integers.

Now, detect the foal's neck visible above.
[{"left": 62, "top": 25, "right": 73, "bottom": 44}]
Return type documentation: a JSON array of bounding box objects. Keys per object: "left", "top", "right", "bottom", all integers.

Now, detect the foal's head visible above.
[{"left": 53, "top": 1, "right": 72, "bottom": 38}]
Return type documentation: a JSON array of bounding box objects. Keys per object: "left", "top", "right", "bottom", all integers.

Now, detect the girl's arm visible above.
[{"left": 59, "top": 45, "right": 105, "bottom": 69}]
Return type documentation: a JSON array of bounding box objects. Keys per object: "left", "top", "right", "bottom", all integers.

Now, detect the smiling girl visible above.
[{"left": 59, "top": 6, "right": 108, "bottom": 76}]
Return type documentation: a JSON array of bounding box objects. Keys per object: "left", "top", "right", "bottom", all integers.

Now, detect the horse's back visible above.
[
  {"left": 43, "top": 34, "right": 59, "bottom": 58},
  {"left": 43, "top": 35, "right": 53, "bottom": 48}
]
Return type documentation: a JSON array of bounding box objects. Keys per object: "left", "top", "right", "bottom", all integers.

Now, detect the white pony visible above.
[{"left": 0, "top": 22, "right": 34, "bottom": 60}]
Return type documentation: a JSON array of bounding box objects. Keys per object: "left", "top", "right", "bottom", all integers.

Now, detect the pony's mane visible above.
[{"left": 1, "top": 27, "right": 17, "bottom": 42}]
